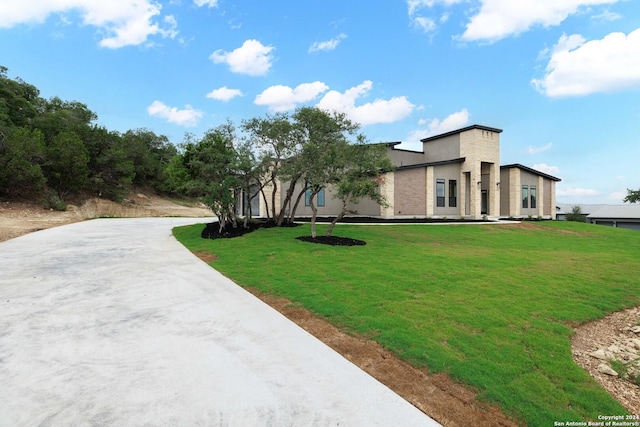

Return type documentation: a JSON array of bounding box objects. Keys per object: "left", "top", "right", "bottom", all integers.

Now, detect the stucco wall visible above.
[
  {"left": 422, "top": 134, "right": 461, "bottom": 162},
  {"left": 387, "top": 148, "right": 425, "bottom": 167}
]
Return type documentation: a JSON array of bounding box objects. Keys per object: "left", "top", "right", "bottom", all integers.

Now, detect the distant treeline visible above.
[{"left": 0, "top": 65, "right": 178, "bottom": 208}]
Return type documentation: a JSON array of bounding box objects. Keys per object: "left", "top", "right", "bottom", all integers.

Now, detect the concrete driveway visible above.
[{"left": 0, "top": 218, "right": 439, "bottom": 426}]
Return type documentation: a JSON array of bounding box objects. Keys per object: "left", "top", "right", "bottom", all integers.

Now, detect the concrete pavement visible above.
[{"left": 0, "top": 218, "right": 439, "bottom": 426}]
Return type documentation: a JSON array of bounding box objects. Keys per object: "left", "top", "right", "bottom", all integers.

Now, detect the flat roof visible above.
[
  {"left": 396, "top": 157, "right": 466, "bottom": 171},
  {"left": 501, "top": 163, "right": 561, "bottom": 182},
  {"left": 420, "top": 124, "right": 503, "bottom": 143}
]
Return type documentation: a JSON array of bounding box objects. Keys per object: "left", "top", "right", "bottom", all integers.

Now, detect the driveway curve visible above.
[{"left": 0, "top": 218, "right": 439, "bottom": 426}]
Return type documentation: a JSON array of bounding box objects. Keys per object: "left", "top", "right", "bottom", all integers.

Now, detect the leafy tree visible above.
[
  {"left": 121, "top": 128, "right": 176, "bottom": 187},
  {"left": 0, "top": 127, "right": 46, "bottom": 196},
  {"left": 34, "top": 97, "right": 96, "bottom": 145},
  {"left": 325, "top": 143, "right": 394, "bottom": 237},
  {"left": 242, "top": 113, "right": 300, "bottom": 225},
  {"left": 179, "top": 124, "right": 241, "bottom": 231},
  {"left": 235, "top": 139, "right": 269, "bottom": 227},
  {"left": 84, "top": 126, "right": 135, "bottom": 201},
  {"left": 0, "top": 66, "right": 40, "bottom": 129},
  {"left": 292, "top": 107, "right": 360, "bottom": 237},
  {"left": 44, "top": 130, "right": 90, "bottom": 198},
  {"left": 623, "top": 189, "right": 640, "bottom": 203}
]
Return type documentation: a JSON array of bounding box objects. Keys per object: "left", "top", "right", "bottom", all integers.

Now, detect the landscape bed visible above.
[{"left": 173, "top": 220, "right": 640, "bottom": 425}]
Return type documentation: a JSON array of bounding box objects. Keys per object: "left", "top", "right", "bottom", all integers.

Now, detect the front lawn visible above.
[{"left": 173, "top": 221, "right": 640, "bottom": 425}]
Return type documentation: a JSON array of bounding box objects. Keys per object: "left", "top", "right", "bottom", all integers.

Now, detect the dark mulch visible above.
[
  {"left": 201, "top": 219, "right": 299, "bottom": 240},
  {"left": 201, "top": 215, "right": 484, "bottom": 245},
  {"left": 295, "top": 235, "right": 366, "bottom": 246},
  {"left": 294, "top": 216, "right": 491, "bottom": 224}
]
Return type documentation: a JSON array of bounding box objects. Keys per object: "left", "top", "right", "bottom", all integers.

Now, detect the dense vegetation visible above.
[
  {"left": 174, "top": 220, "right": 640, "bottom": 426},
  {"left": 0, "top": 66, "right": 177, "bottom": 207}
]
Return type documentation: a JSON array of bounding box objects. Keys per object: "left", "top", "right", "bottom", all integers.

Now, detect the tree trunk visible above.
[
  {"left": 270, "top": 173, "right": 277, "bottom": 221},
  {"left": 260, "top": 188, "right": 270, "bottom": 220},
  {"left": 276, "top": 178, "right": 297, "bottom": 226},
  {"left": 326, "top": 199, "right": 347, "bottom": 237},
  {"left": 309, "top": 192, "right": 318, "bottom": 238},
  {"left": 288, "top": 186, "right": 307, "bottom": 223}
]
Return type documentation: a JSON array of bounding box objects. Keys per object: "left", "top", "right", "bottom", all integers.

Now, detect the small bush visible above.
[
  {"left": 42, "top": 190, "right": 67, "bottom": 211},
  {"left": 610, "top": 360, "right": 628, "bottom": 378},
  {"left": 566, "top": 205, "right": 587, "bottom": 222}
]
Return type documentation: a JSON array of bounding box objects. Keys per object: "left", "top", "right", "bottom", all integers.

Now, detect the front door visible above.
[{"left": 481, "top": 190, "right": 488, "bottom": 215}]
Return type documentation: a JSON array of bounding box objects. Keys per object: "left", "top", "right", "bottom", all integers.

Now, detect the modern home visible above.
[
  {"left": 258, "top": 124, "right": 561, "bottom": 220},
  {"left": 586, "top": 205, "right": 640, "bottom": 230}
]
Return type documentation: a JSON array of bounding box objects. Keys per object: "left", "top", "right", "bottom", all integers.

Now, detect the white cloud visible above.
[
  {"left": 316, "top": 81, "right": 415, "bottom": 126},
  {"left": 406, "top": 109, "right": 470, "bottom": 143},
  {"left": 557, "top": 187, "right": 599, "bottom": 197},
  {"left": 206, "top": 86, "right": 243, "bottom": 102},
  {"left": 527, "top": 142, "right": 553, "bottom": 154},
  {"left": 591, "top": 10, "right": 622, "bottom": 22},
  {"left": 532, "top": 28, "right": 640, "bottom": 97},
  {"left": 532, "top": 163, "right": 560, "bottom": 175},
  {"left": 210, "top": 39, "right": 275, "bottom": 76},
  {"left": 254, "top": 82, "right": 329, "bottom": 112},
  {"left": 193, "top": 0, "right": 218, "bottom": 7},
  {"left": 413, "top": 17, "right": 437, "bottom": 33},
  {"left": 460, "top": 0, "right": 620, "bottom": 43},
  {"left": 0, "top": 0, "right": 178, "bottom": 48},
  {"left": 147, "top": 100, "right": 203, "bottom": 127},
  {"left": 309, "top": 33, "right": 347, "bottom": 53},
  {"left": 406, "top": 0, "right": 462, "bottom": 34}
]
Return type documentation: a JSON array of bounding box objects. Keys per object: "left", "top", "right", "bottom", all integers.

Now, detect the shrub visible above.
[
  {"left": 566, "top": 205, "right": 587, "bottom": 222},
  {"left": 42, "top": 190, "right": 67, "bottom": 211}
]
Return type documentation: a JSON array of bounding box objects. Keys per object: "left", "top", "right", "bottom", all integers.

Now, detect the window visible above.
[
  {"left": 436, "top": 179, "right": 445, "bottom": 207},
  {"left": 530, "top": 186, "right": 537, "bottom": 209},
  {"left": 305, "top": 188, "right": 325, "bottom": 207},
  {"left": 448, "top": 180, "right": 457, "bottom": 207},
  {"left": 522, "top": 185, "right": 529, "bottom": 209}
]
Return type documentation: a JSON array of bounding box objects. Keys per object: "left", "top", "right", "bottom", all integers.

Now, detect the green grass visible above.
[{"left": 173, "top": 221, "right": 640, "bottom": 425}]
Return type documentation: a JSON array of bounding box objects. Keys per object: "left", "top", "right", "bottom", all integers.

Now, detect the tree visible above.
[
  {"left": 0, "top": 127, "right": 46, "bottom": 196},
  {"left": 623, "top": 189, "right": 640, "bottom": 204},
  {"left": 292, "top": 107, "right": 361, "bottom": 237},
  {"left": 44, "top": 130, "right": 90, "bottom": 198},
  {"left": 121, "top": 128, "right": 176, "bottom": 187},
  {"left": 179, "top": 124, "right": 241, "bottom": 232},
  {"left": 0, "top": 66, "right": 40, "bottom": 129},
  {"left": 242, "top": 113, "right": 300, "bottom": 225},
  {"left": 235, "top": 140, "right": 269, "bottom": 227},
  {"left": 84, "top": 126, "right": 135, "bottom": 201},
  {"left": 325, "top": 143, "right": 394, "bottom": 237}
]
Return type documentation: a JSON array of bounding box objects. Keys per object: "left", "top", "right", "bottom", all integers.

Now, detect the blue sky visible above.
[{"left": 1, "top": 0, "right": 639, "bottom": 204}]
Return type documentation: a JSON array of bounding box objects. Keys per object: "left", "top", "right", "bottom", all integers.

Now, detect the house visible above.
[
  {"left": 257, "top": 124, "right": 561, "bottom": 220},
  {"left": 586, "top": 205, "right": 640, "bottom": 231}
]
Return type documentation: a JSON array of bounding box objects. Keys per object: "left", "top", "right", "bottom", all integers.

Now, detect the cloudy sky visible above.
[{"left": 1, "top": 0, "right": 639, "bottom": 204}]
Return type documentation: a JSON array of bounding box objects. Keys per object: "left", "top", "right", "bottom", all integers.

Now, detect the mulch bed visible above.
[{"left": 201, "top": 216, "right": 488, "bottom": 245}]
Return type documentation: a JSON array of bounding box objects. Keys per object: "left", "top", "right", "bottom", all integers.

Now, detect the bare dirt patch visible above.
[
  {"left": 572, "top": 306, "right": 640, "bottom": 415},
  {"left": 0, "top": 193, "right": 212, "bottom": 242}
]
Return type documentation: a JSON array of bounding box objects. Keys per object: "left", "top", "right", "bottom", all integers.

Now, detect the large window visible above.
[
  {"left": 530, "top": 185, "right": 537, "bottom": 209},
  {"left": 436, "top": 179, "right": 445, "bottom": 207},
  {"left": 305, "top": 188, "right": 325, "bottom": 207},
  {"left": 448, "top": 179, "right": 457, "bottom": 207},
  {"left": 522, "top": 185, "right": 529, "bottom": 209}
]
